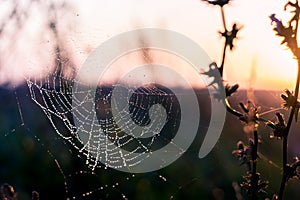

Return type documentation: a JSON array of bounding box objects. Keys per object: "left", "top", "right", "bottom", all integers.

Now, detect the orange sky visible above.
[{"left": 0, "top": 0, "right": 298, "bottom": 91}]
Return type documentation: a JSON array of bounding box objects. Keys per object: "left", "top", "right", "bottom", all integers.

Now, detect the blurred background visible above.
[{"left": 1, "top": 0, "right": 300, "bottom": 199}]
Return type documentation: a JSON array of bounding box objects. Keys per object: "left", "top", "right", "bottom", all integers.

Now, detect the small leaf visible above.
[
  {"left": 267, "top": 112, "right": 286, "bottom": 139},
  {"left": 225, "top": 83, "right": 239, "bottom": 97}
]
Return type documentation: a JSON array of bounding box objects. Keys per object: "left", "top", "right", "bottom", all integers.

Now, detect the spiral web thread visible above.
[{"left": 26, "top": 71, "right": 185, "bottom": 171}]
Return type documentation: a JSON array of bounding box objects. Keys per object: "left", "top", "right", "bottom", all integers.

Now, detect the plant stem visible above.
[
  {"left": 277, "top": 6, "right": 300, "bottom": 197},
  {"left": 219, "top": 6, "right": 227, "bottom": 77},
  {"left": 220, "top": 38, "right": 227, "bottom": 77},
  {"left": 278, "top": 59, "right": 300, "bottom": 200},
  {"left": 225, "top": 98, "right": 243, "bottom": 117},
  {"left": 251, "top": 129, "right": 259, "bottom": 200},
  {"left": 221, "top": 6, "right": 227, "bottom": 30}
]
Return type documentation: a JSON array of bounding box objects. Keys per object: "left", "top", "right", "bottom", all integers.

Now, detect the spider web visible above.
[
  {"left": 26, "top": 67, "right": 187, "bottom": 171},
  {"left": 17, "top": 62, "right": 200, "bottom": 199}
]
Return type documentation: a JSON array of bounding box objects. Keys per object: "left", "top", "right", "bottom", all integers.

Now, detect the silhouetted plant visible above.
[
  {"left": 0, "top": 183, "right": 16, "bottom": 200},
  {"left": 0, "top": 183, "right": 39, "bottom": 200},
  {"left": 269, "top": 1, "right": 300, "bottom": 199},
  {"left": 202, "top": 0, "right": 300, "bottom": 199}
]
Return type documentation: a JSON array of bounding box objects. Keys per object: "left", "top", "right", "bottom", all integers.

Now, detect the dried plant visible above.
[
  {"left": 0, "top": 183, "right": 39, "bottom": 200},
  {"left": 202, "top": 0, "right": 300, "bottom": 199}
]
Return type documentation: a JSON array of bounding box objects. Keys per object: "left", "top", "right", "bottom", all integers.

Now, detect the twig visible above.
[
  {"left": 251, "top": 129, "right": 259, "bottom": 200},
  {"left": 278, "top": 59, "right": 300, "bottom": 200},
  {"left": 219, "top": 6, "right": 227, "bottom": 77}
]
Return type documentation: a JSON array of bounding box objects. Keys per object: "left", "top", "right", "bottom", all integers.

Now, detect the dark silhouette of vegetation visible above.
[
  {"left": 203, "top": 0, "right": 300, "bottom": 199},
  {"left": 0, "top": 183, "right": 39, "bottom": 200}
]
